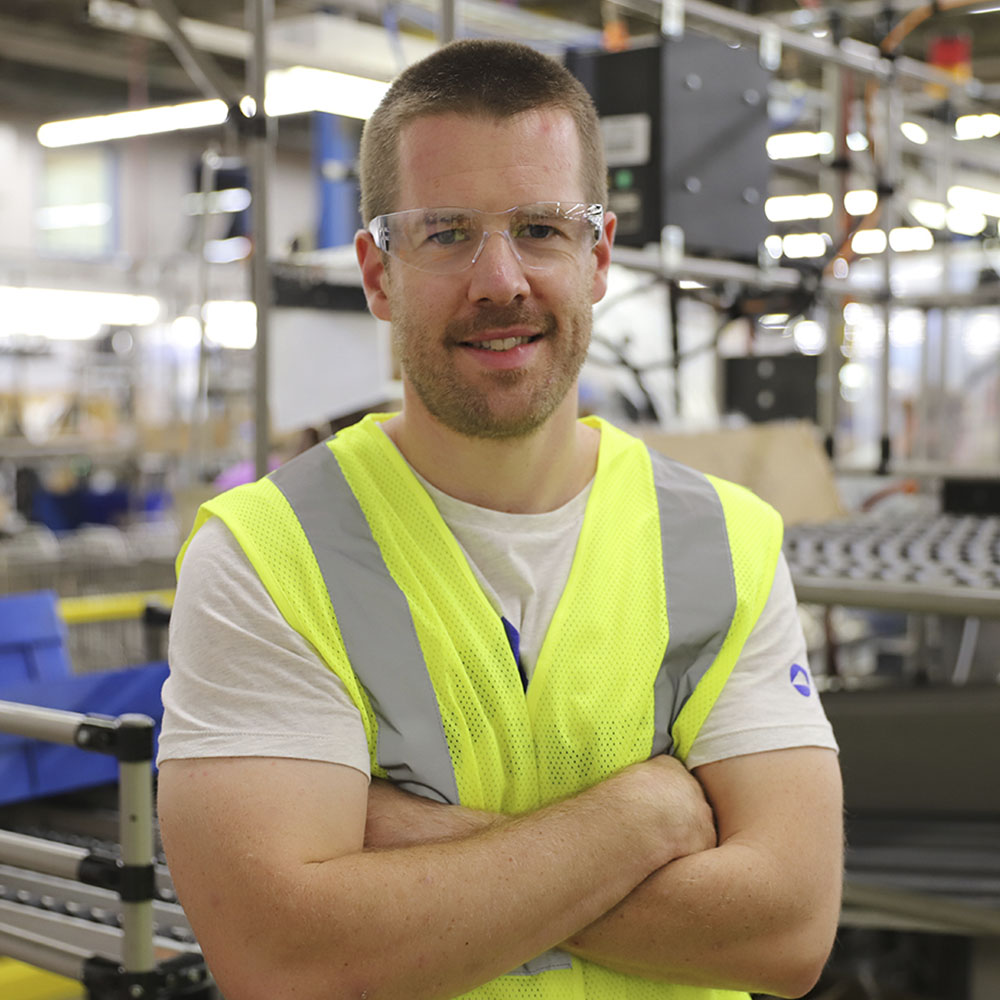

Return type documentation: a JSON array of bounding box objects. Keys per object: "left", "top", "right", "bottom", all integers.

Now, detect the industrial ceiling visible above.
[{"left": 1, "top": 0, "right": 998, "bottom": 125}]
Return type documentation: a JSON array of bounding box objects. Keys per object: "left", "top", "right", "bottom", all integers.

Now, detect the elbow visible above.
[
  {"left": 753, "top": 923, "right": 836, "bottom": 999},
  {"left": 761, "top": 958, "right": 827, "bottom": 999},
  {"left": 206, "top": 949, "right": 389, "bottom": 1000}
]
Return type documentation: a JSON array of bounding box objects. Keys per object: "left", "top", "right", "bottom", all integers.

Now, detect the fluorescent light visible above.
[
  {"left": 764, "top": 234, "right": 783, "bottom": 259},
  {"left": 955, "top": 113, "right": 1000, "bottom": 140},
  {"left": 204, "top": 236, "right": 253, "bottom": 263},
  {"left": 203, "top": 300, "right": 256, "bottom": 350},
  {"left": 900, "top": 121, "right": 929, "bottom": 145},
  {"left": 677, "top": 279, "right": 707, "bottom": 289},
  {"left": 792, "top": 319, "right": 825, "bottom": 355},
  {"left": 35, "top": 202, "right": 112, "bottom": 230},
  {"left": 846, "top": 132, "right": 869, "bottom": 152},
  {"left": 38, "top": 99, "right": 227, "bottom": 147},
  {"left": 38, "top": 67, "right": 390, "bottom": 148},
  {"left": 948, "top": 184, "right": 1000, "bottom": 218},
  {"left": 766, "top": 131, "right": 833, "bottom": 160},
  {"left": 782, "top": 233, "right": 828, "bottom": 258},
  {"left": 183, "top": 187, "right": 252, "bottom": 216},
  {"left": 889, "top": 226, "right": 934, "bottom": 252},
  {"left": 266, "top": 66, "right": 388, "bottom": 119},
  {"left": 764, "top": 192, "right": 833, "bottom": 222},
  {"left": 170, "top": 316, "right": 203, "bottom": 349},
  {"left": 844, "top": 189, "right": 878, "bottom": 216},
  {"left": 947, "top": 207, "right": 987, "bottom": 235},
  {"left": 0, "top": 286, "right": 160, "bottom": 339},
  {"left": 759, "top": 313, "right": 790, "bottom": 328},
  {"left": 851, "top": 229, "right": 887, "bottom": 254},
  {"left": 908, "top": 198, "right": 947, "bottom": 229},
  {"left": 963, "top": 312, "right": 1000, "bottom": 357}
]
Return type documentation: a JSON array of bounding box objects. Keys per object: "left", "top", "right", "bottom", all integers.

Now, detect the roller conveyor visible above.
[
  {"left": 785, "top": 513, "right": 1000, "bottom": 617},
  {"left": 0, "top": 699, "right": 214, "bottom": 999}
]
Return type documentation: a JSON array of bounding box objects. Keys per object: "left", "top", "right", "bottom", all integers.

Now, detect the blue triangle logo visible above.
[{"left": 790, "top": 663, "right": 812, "bottom": 697}]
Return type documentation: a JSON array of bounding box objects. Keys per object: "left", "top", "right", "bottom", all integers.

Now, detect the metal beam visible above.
[
  {"left": 137, "top": 0, "right": 243, "bottom": 107},
  {"left": 0, "top": 17, "right": 193, "bottom": 92},
  {"left": 89, "top": 0, "right": 436, "bottom": 81}
]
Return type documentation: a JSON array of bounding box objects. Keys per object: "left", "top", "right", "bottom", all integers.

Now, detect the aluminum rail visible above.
[
  {"left": 0, "top": 900, "right": 196, "bottom": 962},
  {"left": 0, "top": 864, "right": 191, "bottom": 934},
  {"left": 843, "top": 880, "right": 1000, "bottom": 937},
  {"left": 0, "top": 831, "right": 88, "bottom": 882},
  {"left": 792, "top": 576, "right": 1000, "bottom": 618},
  {"left": 0, "top": 921, "right": 90, "bottom": 982},
  {"left": 0, "top": 700, "right": 157, "bottom": 987},
  {"left": 624, "top": 0, "right": 987, "bottom": 100}
]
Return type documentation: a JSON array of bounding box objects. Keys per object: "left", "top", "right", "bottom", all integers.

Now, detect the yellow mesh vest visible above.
[{"left": 178, "top": 413, "right": 782, "bottom": 1000}]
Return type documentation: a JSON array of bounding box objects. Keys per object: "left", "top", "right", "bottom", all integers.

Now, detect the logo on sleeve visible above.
[{"left": 789, "top": 663, "right": 812, "bottom": 697}]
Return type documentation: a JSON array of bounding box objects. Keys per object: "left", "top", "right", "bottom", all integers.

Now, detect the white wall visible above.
[{"left": 0, "top": 115, "right": 319, "bottom": 281}]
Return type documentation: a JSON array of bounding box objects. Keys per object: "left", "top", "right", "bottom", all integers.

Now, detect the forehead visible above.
[{"left": 394, "top": 109, "right": 585, "bottom": 213}]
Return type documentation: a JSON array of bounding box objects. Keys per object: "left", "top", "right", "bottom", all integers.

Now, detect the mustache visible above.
[{"left": 446, "top": 306, "right": 557, "bottom": 341}]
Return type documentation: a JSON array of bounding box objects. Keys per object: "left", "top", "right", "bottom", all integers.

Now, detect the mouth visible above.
[{"left": 463, "top": 333, "right": 542, "bottom": 352}]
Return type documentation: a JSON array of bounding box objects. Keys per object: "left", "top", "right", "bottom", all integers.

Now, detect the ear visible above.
[
  {"left": 590, "top": 210, "right": 617, "bottom": 305},
  {"left": 355, "top": 229, "right": 392, "bottom": 322}
]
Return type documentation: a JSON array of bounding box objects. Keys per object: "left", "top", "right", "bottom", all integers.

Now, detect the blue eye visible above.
[{"left": 428, "top": 228, "right": 470, "bottom": 247}]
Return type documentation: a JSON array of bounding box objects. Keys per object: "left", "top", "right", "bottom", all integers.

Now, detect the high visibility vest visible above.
[{"left": 180, "top": 413, "right": 783, "bottom": 1000}]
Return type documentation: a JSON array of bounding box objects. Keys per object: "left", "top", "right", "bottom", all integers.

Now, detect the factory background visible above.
[{"left": 1, "top": 0, "right": 999, "bottom": 997}]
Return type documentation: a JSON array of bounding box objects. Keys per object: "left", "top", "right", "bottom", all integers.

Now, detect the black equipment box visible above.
[
  {"left": 723, "top": 353, "right": 819, "bottom": 423},
  {"left": 566, "top": 36, "right": 772, "bottom": 261}
]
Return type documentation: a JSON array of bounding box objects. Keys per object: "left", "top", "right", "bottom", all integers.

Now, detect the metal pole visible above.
[
  {"left": 819, "top": 60, "right": 845, "bottom": 457},
  {"left": 248, "top": 0, "right": 273, "bottom": 480},
  {"left": 877, "top": 73, "right": 900, "bottom": 474},
  {"left": 440, "top": 0, "right": 458, "bottom": 44},
  {"left": 118, "top": 714, "right": 157, "bottom": 977},
  {"left": 193, "top": 147, "right": 216, "bottom": 478}
]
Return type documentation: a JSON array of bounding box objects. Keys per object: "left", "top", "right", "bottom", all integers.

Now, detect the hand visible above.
[
  {"left": 364, "top": 779, "right": 501, "bottom": 850},
  {"left": 606, "top": 755, "right": 717, "bottom": 867}
]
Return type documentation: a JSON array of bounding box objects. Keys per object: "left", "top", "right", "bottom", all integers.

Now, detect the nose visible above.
[{"left": 466, "top": 230, "right": 531, "bottom": 304}]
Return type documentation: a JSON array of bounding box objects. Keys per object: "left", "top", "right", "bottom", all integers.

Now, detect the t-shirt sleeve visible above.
[
  {"left": 685, "top": 551, "right": 838, "bottom": 769},
  {"left": 157, "top": 515, "right": 371, "bottom": 779}
]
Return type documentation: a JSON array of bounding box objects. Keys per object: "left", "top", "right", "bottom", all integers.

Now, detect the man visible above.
[{"left": 157, "top": 38, "right": 842, "bottom": 1000}]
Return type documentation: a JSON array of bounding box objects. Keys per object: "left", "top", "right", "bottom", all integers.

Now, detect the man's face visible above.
[{"left": 358, "top": 109, "right": 614, "bottom": 441}]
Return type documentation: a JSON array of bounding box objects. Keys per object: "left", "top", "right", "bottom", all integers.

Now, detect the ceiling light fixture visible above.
[
  {"left": 37, "top": 67, "right": 389, "bottom": 148},
  {"left": 766, "top": 131, "right": 834, "bottom": 160},
  {"left": 764, "top": 193, "right": 834, "bottom": 222},
  {"left": 0, "top": 286, "right": 161, "bottom": 339},
  {"left": 948, "top": 185, "right": 1000, "bottom": 218},
  {"left": 900, "top": 121, "right": 929, "bottom": 145},
  {"left": 844, "top": 189, "right": 878, "bottom": 216}
]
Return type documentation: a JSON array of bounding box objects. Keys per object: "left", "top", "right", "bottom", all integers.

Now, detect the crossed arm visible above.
[{"left": 157, "top": 746, "right": 842, "bottom": 1000}]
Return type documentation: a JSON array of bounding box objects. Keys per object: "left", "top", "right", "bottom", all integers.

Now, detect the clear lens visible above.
[{"left": 370, "top": 202, "right": 603, "bottom": 274}]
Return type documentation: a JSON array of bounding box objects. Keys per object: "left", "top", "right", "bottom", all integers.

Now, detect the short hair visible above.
[{"left": 358, "top": 39, "right": 607, "bottom": 224}]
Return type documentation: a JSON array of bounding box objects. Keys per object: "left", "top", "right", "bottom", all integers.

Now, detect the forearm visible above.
[
  {"left": 563, "top": 749, "right": 844, "bottom": 998},
  {"left": 179, "top": 758, "right": 707, "bottom": 1000},
  {"left": 280, "top": 802, "right": 645, "bottom": 999},
  {"left": 562, "top": 839, "right": 840, "bottom": 997}
]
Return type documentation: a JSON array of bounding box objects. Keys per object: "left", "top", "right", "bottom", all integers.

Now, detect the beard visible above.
[{"left": 391, "top": 300, "right": 592, "bottom": 441}]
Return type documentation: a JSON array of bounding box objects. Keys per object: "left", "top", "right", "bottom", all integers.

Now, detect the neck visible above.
[{"left": 383, "top": 393, "right": 599, "bottom": 514}]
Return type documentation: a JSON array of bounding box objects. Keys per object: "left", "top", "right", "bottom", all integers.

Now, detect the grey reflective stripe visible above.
[
  {"left": 269, "top": 443, "right": 460, "bottom": 805},
  {"left": 505, "top": 949, "right": 573, "bottom": 975},
  {"left": 648, "top": 449, "right": 738, "bottom": 757}
]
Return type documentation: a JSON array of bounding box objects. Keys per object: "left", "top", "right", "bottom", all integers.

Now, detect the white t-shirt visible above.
[{"left": 159, "top": 470, "right": 837, "bottom": 774}]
